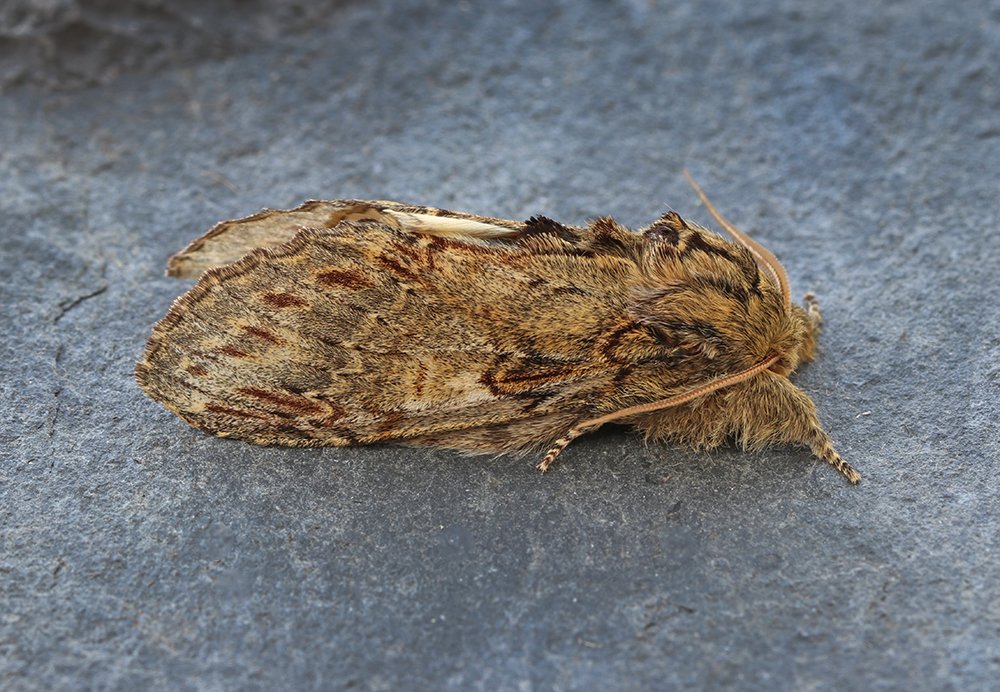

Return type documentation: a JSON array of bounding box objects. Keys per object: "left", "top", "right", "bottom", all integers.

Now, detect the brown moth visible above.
[{"left": 135, "top": 175, "right": 861, "bottom": 484}]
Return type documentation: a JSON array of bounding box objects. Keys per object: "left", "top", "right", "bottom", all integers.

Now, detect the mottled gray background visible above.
[{"left": 2, "top": 0, "right": 998, "bottom": 689}]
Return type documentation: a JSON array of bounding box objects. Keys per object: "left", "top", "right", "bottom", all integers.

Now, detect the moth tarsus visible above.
[
  {"left": 136, "top": 181, "right": 861, "bottom": 486},
  {"left": 537, "top": 426, "right": 589, "bottom": 473}
]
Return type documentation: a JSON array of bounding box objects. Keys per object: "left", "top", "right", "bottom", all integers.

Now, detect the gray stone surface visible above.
[
  {"left": 0, "top": 0, "right": 357, "bottom": 90},
  {"left": 2, "top": 0, "right": 999, "bottom": 689}
]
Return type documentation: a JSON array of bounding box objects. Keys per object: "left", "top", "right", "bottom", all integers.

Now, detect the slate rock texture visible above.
[
  {"left": 2, "top": 0, "right": 998, "bottom": 689},
  {"left": 0, "top": 0, "right": 357, "bottom": 90}
]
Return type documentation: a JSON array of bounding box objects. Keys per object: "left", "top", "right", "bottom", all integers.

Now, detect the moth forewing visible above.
[{"left": 166, "top": 201, "right": 522, "bottom": 278}]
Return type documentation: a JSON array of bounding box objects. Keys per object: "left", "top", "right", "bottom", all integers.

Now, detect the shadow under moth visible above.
[{"left": 136, "top": 174, "right": 860, "bottom": 484}]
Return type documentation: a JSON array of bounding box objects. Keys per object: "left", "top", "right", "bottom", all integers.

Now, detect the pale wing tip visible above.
[{"left": 166, "top": 253, "right": 199, "bottom": 278}]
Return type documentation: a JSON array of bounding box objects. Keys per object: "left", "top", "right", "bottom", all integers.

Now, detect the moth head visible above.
[
  {"left": 634, "top": 227, "right": 803, "bottom": 376},
  {"left": 634, "top": 176, "right": 810, "bottom": 379}
]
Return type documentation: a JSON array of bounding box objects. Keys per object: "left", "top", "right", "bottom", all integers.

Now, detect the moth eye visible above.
[
  {"left": 681, "top": 342, "right": 706, "bottom": 357},
  {"left": 645, "top": 325, "right": 710, "bottom": 358},
  {"left": 644, "top": 325, "right": 678, "bottom": 348}
]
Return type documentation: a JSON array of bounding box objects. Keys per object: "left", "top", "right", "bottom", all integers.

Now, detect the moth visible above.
[{"left": 136, "top": 174, "right": 860, "bottom": 484}]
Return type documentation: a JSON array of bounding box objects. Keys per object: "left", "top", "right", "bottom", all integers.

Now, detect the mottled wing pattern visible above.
[
  {"left": 166, "top": 200, "right": 524, "bottom": 279},
  {"left": 137, "top": 208, "right": 666, "bottom": 452}
]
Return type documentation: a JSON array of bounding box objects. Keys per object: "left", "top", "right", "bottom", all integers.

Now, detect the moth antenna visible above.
[
  {"left": 537, "top": 354, "right": 780, "bottom": 472},
  {"left": 682, "top": 170, "right": 792, "bottom": 311}
]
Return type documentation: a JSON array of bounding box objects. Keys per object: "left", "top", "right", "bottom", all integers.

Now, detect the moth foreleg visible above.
[
  {"left": 795, "top": 292, "right": 823, "bottom": 364},
  {"left": 734, "top": 373, "right": 862, "bottom": 484},
  {"left": 804, "top": 291, "right": 822, "bottom": 331},
  {"left": 805, "top": 428, "right": 862, "bottom": 485}
]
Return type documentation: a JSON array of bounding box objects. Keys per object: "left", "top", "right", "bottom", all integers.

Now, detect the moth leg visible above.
[
  {"left": 804, "top": 292, "right": 822, "bottom": 330},
  {"left": 735, "top": 373, "right": 861, "bottom": 484},
  {"left": 537, "top": 423, "right": 592, "bottom": 472},
  {"left": 790, "top": 397, "right": 863, "bottom": 485},
  {"left": 806, "top": 427, "right": 862, "bottom": 485},
  {"left": 796, "top": 292, "right": 823, "bottom": 363}
]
